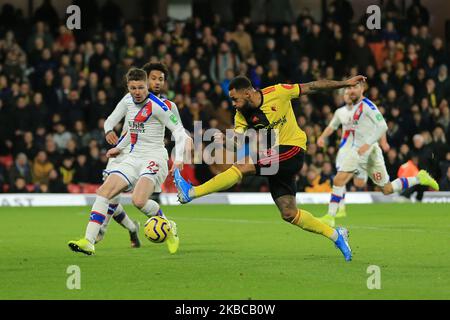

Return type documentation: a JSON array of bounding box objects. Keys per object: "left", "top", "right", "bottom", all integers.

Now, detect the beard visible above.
[
  {"left": 349, "top": 95, "right": 362, "bottom": 104},
  {"left": 240, "top": 100, "right": 253, "bottom": 111}
]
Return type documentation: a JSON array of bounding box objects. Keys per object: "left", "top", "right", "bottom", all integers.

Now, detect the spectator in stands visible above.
[
  {"left": 47, "top": 169, "right": 68, "bottom": 193},
  {"left": 348, "top": 34, "right": 375, "bottom": 73},
  {"left": 59, "top": 157, "right": 75, "bottom": 185},
  {"left": 406, "top": 0, "right": 430, "bottom": 27},
  {"left": 305, "top": 166, "right": 332, "bottom": 193},
  {"left": 12, "top": 96, "right": 34, "bottom": 139},
  {"left": 9, "top": 177, "right": 28, "bottom": 193},
  {"left": 52, "top": 122, "right": 72, "bottom": 151},
  {"left": 32, "top": 151, "right": 54, "bottom": 184},
  {"left": 9, "top": 153, "right": 33, "bottom": 186},
  {"left": 87, "top": 146, "right": 106, "bottom": 184},
  {"left": 209, "top": 42, "right": 240, "bottom": 83},
  {"left": 72, "top": 120, "right": 92, "bottom": 150},
  {"left": 231, "top": 23, "right": 253, "bottom": 60},
  {"left": 411, "top": 134, "right": 434, "bottom": 174},
  {"left": 386, "top": 149, "right": 401, "bottom": 180},
  {"left": 73, "top": 154, "right": 91, "bottom": 184},
  {"left": 439, "top": 167, "right": 450, "bottom": 191}
]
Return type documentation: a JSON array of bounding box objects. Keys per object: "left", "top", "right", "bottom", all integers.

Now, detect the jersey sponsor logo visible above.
[
  {"left": 130, "top": 101, "right": 152, "bottom": 148},
  {"left": 128, "top": 121, "right": 145, "bottom": 132},
  {"left": 266, "top": 115, "right": 287, "bottom": 130}
]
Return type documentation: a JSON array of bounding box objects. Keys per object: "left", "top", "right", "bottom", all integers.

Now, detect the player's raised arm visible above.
[
  {"left": 300, "top": 75, "right": 367, "bottom": 95},
  {"left": 379, "top": 133, "right": 390, "bottom": 152},
  {"left": 104, "top": 94, "right": 129, "bottom": 145},
  {"left": 317, "top": 126, "right": 335, "bottom": 148}
]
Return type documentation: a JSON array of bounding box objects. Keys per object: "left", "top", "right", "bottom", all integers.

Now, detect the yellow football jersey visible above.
[{"left": 234, "top": 83, "right": 307, "bottom": 150}]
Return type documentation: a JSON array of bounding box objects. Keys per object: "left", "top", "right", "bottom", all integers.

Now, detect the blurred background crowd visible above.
[{"left": 0, "top": 0, "right": 449, "bottom": 195}]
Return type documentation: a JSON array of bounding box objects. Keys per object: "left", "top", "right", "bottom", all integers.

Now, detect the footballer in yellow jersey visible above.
[{"left": 174, "top": 75, "right": 366, "bottom": 261}]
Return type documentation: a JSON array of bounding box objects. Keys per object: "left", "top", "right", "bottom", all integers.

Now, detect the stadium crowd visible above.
[{"left": 0, "top": 0, "right": 449, "bottom": 195}]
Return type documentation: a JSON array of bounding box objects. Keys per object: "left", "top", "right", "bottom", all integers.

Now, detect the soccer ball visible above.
[{"left": 144, "top": 216, "right": 171, "bottom": 243}]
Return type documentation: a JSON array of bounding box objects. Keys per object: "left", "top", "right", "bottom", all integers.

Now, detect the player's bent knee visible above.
[
  {"left": 281, "top": 209, "right": 297, "bottom": 222},
  {"left": 333, "top": 173, "right": 348, "bottom": 186},
  {"left": 233, "top": 163, "right": 255, "bottom": 175},
  {"left": 132, "top": 197, "right": 147, "bottom": 209},
  {"left": 96, "top": 185, "right": 114, "bottom": 200}
]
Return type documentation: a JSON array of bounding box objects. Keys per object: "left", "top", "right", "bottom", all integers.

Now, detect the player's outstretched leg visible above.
[
  {"left": 290, "top": 209, "right": 352, "bottom": 261},
  {"left": 275, "top": 195, "right": 352, "bottom": 261},
  {"left": 174, "top": 165, "right": 243, "bottom": 204},
  {"left": 388, "top": 170, "right": 439, "bottom": 194},
  {"left": 318, "top": 185, "right": 346, "bottom": 227},
  {"left": 68, "top": 175, "right": 127, "bottom": 255}
]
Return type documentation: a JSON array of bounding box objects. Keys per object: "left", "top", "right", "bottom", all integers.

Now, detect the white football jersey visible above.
[
  {"left": 349, "top": 97, "right": 387, "bottom": 148},
  {"left": 115, "top": 93, "right": 185, "bottom": 161},
  {"left": 104, "top": 93, "right": 183, "bottom": 158},
  {"left": 329, "top": 104, "right": 355, "bottom": 149}
]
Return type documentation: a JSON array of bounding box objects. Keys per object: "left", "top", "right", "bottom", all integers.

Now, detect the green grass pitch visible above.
[{"left": 0, "top": 203, "right": 449, "bottom": 299}]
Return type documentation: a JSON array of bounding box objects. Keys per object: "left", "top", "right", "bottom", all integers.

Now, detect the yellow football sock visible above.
[
  {"left": 193, "top": 165, "right": 243, "bottom": 198},
  {"left": 291, "top": 209, "right": 336, "bottom": 240}
]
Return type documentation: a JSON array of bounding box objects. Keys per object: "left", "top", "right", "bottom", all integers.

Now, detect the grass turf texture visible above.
[{"left": 0, "top": 203, "right": 449, "bottom": 300}]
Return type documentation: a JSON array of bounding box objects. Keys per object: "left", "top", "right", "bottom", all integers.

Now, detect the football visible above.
[{"left": 144, "top": 216, "right": 171, "bottom": 243}]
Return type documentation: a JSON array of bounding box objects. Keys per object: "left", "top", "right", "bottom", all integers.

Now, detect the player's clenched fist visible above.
[
  {"left": 105, "top": 130, "right": 119, "bottom": 145},
  {"left": 106, "top": 147, "right": 121, "bottom": 158}
]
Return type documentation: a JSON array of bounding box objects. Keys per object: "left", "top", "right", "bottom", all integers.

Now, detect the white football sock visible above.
[
  {"left": 113, "top": 204, "right": 137, "bottom": 232},
  {"left": 328, "top": 185, "right": 346, "bottom": 217},
  {"left": 338, "top": 187, "right": 346, "bottom": 211},
  {"left": 85, "top": 196, "right": 109, "bottom": 244},
  {"left": 101, "top": 195, "right": 121, "bottom": 232},
  {"left": 140, "top": 199, "right": 166, "bottom": 219},
  {"left": 391, "top": 177, "right": 419, "bottom": 193}
]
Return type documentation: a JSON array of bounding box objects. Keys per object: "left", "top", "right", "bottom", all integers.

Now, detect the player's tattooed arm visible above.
[
  {"left": 214, "top": 131, "right": 242, "bottom": 152},
  {"left": 300, "top": 75, "right": 367, "bottom": 95}
]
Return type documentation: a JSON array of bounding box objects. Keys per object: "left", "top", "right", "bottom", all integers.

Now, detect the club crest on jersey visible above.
[{"left": 271, "top": 105, "right": 277, "bottom": 111}]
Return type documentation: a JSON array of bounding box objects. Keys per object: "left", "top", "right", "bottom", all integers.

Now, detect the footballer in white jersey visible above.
[
  {"left": 68, "top": 67, "right": 189, "bottom": 256},
  {"left": 97, "top": 62, "right": 187, "bottom": 251},
  {"left": 318, "top": 82, "right": 439, "bottom": 228}
]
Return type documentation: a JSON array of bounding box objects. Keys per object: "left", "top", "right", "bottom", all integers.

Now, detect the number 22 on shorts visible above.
[{"left": 146, "top": 161, "right": 159, "bottom": 174}]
